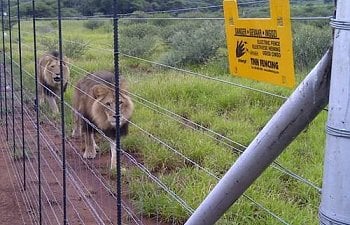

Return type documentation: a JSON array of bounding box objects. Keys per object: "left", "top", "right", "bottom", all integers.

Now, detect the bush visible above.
[
  {"left": 159, "top": 21, "right": 202, "bottom": 41},
  {"left": 64, "top": 38, "right": 90, "bottom": 59},
  {"left": 120, "top": 23, "right": 159, "bottom": 39},
  {"left": 39, "top": 37, "right": 57, "bottom": 52},
  {"left": 158, "top": 21, "right": 226, "bottom": 66},
  {"left": 83, "top": 20, "right": 105, "bottom": 30},
  {"left": 119, "top": 35, "right": 156, "bottom": 57},
  {"left": 39, "top": 36, "right": 90, "bottom": 59},
  {"left": 292, "top": 23, "right": 332, "bottom": 70}
]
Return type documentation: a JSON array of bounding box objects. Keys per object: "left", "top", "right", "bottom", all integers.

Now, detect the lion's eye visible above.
[
  {"left": 50, "top": 65, "right": 55, "bottom": 68},
  {"left": 119, "top": 101, "right": 122, "bottom": 105},
  {"left": 105, "top": 102, "right": 111, "bottom": 107}
]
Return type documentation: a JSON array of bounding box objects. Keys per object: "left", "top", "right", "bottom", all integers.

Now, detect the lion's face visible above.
[
  {"left": 43, "top": 56, "right": 70, "bottom": 87},
  {"left": 91, "top": 85, "right": 133, "bottom": 131}
]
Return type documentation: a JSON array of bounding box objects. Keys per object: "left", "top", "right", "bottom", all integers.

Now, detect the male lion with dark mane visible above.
[
  {"left": 38, "top": 50, "right": 70, "bottom": 113},
  {"left": 72, "top": 71, "right": 134, "bottom": 170}
]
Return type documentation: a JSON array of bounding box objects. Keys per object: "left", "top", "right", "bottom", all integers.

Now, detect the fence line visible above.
[
  {"left": 9, "top": 53, "right": 292, "bottom": 224},
  {"left": 9, "top": 34, "right": 322, "bottom": 193},
  {"left": 0, "top": 1, "right": 332, "bottom": 224},
  {"left": 9, "top": 54, "right": 195, "bottom": 224}
]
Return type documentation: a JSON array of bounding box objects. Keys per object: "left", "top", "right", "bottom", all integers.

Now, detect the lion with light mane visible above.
[
  {"left": 72, "top": 71, "right": 134, "bottom": 170},
  {"left": 38, "top": 50, "right": 70, "bottom": 113}
]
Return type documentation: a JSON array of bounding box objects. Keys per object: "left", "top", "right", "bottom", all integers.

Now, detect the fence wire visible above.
[{"left": 0, "top": 1, "right": 334, "bottom": 225}]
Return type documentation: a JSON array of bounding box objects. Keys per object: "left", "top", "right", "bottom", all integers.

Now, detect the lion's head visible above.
[
  {"left": 42, "top": 51, "right": 70, "bottom": 88},
  {"left": 90, "top": 81, "right": 134, "bottom": 131}
]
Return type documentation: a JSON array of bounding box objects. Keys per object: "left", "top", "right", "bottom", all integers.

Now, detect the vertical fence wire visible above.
[
  {"left": 31, "top": 0, "right": 42, "bottom": 223},
  {"left": 1, "top": 0, "right": 8, "bottom": 141},
  {"left": 16, "top": 0, "right": 26, "bottom": 190},
  {"left": 113, "top": 0, "right": 122, "bottom": 224},
  {"left": 57, "top": 0, "right": 67, "bottom": 223},
  {"left": 7, "top": 0, "right": 15, "bottom": 159}
]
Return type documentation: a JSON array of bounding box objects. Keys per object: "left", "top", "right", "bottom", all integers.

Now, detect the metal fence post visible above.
[{"left": 319, "top": 0, "right": 350, "bottom": 224}]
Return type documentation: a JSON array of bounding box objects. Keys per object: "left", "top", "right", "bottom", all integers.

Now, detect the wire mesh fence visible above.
[{"left": 0, "top": 0, "right": 335, "bottom": 224}]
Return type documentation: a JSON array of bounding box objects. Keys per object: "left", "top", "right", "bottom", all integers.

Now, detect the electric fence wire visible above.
[
  {"left": 8, "top": 56, "right": 200, "bottom": 216},
  {"left": 17, "top": 38, "right": 289, "bottom": 101},
  {"left": 5, "top": 67, "right": 75, "bottom": 224},
  {"left": 8, "top": 0, "right": 333, "bottom": 21},
  {"left": 9, "top": 58, "right": 145, "bottom": 225},
  {"left": 9, "top": 77, "right": 124, "bottom": 225},
  {"left": 10, "top": 25, "right": 321, "bottom": 193},
  {"left": 10, "top": 40, "right": 322, "bottom": 193},
  {"left": 9, "top": 87, "right": 95, "bottom": 225},
  {"left": 9, "top": 55, "right": 294, "bottom": 224}
]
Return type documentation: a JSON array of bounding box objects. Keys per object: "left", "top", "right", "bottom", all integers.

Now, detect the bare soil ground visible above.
[{"left": 0, "top": 132, "right": 32, "bottom": 225}]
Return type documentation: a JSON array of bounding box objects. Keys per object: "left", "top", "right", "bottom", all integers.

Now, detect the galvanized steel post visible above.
[{"left": 319, "top": 1, "right": 350, "bottom": 224}]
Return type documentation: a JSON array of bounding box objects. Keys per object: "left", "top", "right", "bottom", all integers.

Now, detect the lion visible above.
[
  {"left": 38, "top": 50, "right": 70, "bottom": 113},
  {"left": 72, "top": 71, "right": 134, "bottom": 170}
]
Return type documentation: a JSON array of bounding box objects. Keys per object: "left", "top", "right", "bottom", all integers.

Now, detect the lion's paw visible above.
[{"left": 83, "top": 151, "right": 96, "bottom": 159}]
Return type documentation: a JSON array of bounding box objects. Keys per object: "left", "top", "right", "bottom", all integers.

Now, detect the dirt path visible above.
[{"left": 0, "top": 129, "right": 32, "bottom": 225}]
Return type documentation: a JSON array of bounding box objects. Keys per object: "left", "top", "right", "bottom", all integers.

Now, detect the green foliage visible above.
[
  {"left": 292, "top": 23, "right": 332, "bottom": 70},
  {"left": 64, "top": 38, "right": 90, "bottom": 58},
  {"left": 83, "top": 20, "right": 105, "bottom": 30},
  {"left": 158, "top": 21, "right": 226, "bottom": 66},
  {"left": 120, "top": 23, "right": 159, "bottom": 39},
  {"left": 39, "top": 36, "right": 90, "bottom": 59},
  {"left": 39, "top": 36, "right": 58, "bottom": 52},
  {"left": 120, "top": 35, "right": 156, "bottom": 57}
]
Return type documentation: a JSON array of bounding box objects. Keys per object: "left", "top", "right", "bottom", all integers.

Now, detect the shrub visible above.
[
  {"left": 292, "top": 23, "right": 332, "bottom": 71},
  {"left": 83, "top": 20, "right": 105, "bottom": 30},
  {"left": 159, "top": 21, "right": 201, "bottom": 41},
  {"left": 158, "top": 21, "right": 226, "bottom": 66},
  {"left": 39, "top": 36, "right": 90, "bottom": 59},
  {"left": 64, "top": 38, "right": 90, "bottom": 59},
  {"left": 39, "top": 37, "right": 57, "bottom": 52},
  {"left": 119, "top": 34, "right": 156, "bottom": 57},
  {"left": 120, "top": 23, "right": 158, "bottom": 39}
]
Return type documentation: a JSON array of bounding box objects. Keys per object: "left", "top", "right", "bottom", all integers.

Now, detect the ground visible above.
[{"left": 0, "top": 129, "right": 32, "bottom": 224}]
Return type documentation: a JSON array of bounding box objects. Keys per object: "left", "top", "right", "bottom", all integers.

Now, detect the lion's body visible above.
[
  {"left": 38, "top": 51, "right": 70, "bottom": 113},
  {"left": 72, "top": 71, "right": 134, "bottom": 169}
]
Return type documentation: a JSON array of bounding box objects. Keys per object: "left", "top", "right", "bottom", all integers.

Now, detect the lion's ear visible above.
[
  {"left": 39, "top": 54, "right": 53, "bottom": 65},
  {"left": 92, "top": 85, "right": 108, "bottom": 99}
]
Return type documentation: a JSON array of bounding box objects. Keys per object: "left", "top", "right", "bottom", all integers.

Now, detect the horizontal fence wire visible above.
[
  {"left": 17, "top": 37, "right": 289, "bottom": 100},
  {"left": 14, "top": 15, "right": 333, "bottom": 21},
  {"left": 8, "top": 37, "right": 322, "bottom": 192},
  {"left": 1, "top": 1, "right": 333, "bottom": 224},
  {"left": 9, "top": 62, "right": 143, "bottom": 224},
  {"left": 8, "top": 55, "right": 292, "bottom": 224},
  {"left": 8, "top": 56, "right": 192, "bottom": 223}
]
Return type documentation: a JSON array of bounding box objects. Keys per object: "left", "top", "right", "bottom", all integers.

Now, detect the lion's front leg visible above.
[
  {"left": 71, "top": 112, "right": 82, "bottom": 138},
  {"left": 47, "top": 96, "right": 59, "bottom": 114},
  {"left": 38, "top": 85, "right": 45, "bottom": 105},
  {"left": 110, "top": 141, "right": 116, "bottom": 170},
  {"left": 83, "top": 132, "right": 97, "bottom": 159}
]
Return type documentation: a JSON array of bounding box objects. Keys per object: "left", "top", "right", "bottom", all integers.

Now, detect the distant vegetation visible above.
[{"left": 4, "top": 0, "right": 333, "bottom": 17}]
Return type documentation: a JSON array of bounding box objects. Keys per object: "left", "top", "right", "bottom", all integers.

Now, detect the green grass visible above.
[{"left": 4, "top": 14, "right": 329, "bottom": 224}]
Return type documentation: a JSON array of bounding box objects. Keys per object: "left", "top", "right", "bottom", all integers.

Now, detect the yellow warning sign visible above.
[{"left": 224, "top": 0, "right": 295, "bottom": 88}]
